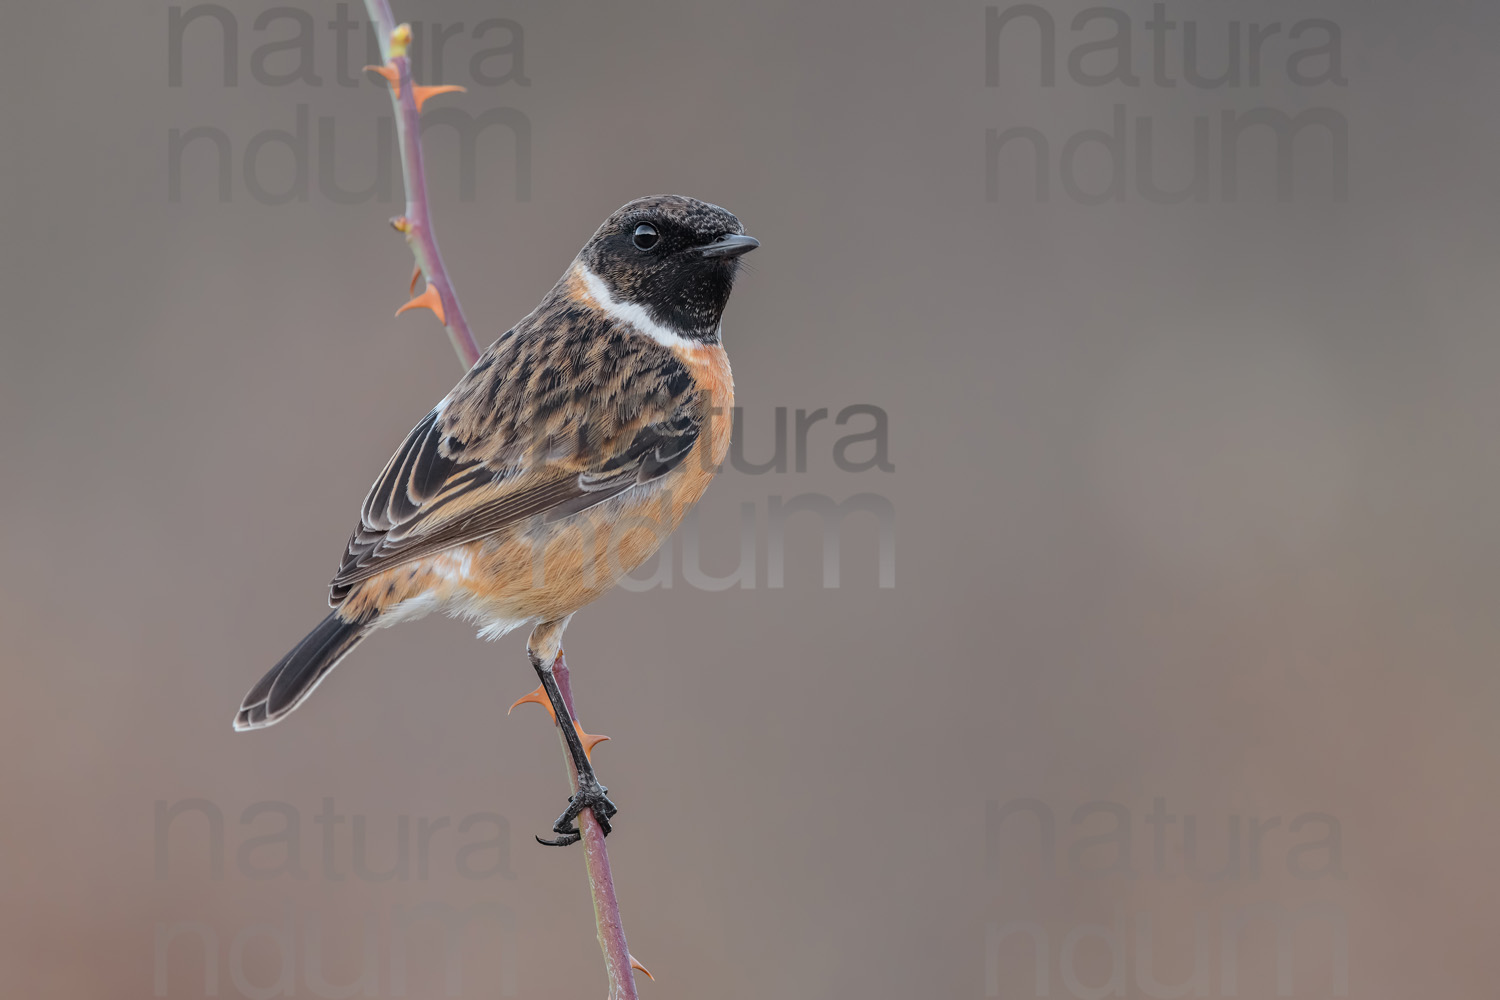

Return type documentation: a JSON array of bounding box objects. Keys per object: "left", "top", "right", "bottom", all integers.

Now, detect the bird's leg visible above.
[{"left": 528, "top": 647, "right": 618, "bottom": 847}]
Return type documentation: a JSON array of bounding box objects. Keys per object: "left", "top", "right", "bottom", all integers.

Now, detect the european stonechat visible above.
[{"left": 235, "top": 195, "right": 758, "bottom": 845}]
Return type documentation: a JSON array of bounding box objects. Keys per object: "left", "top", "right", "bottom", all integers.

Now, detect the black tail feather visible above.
[{"left": 235, "top": 612, "right": 371, "bottom": 731}]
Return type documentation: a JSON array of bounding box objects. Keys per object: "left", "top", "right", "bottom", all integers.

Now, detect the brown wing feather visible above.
[{"left": 329, "top": 304, "right": 703, "bottom": 605}]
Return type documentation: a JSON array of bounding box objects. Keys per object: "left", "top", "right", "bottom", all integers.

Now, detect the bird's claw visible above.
[{"left": 535, "top": 778, "right": 617, "bottom": 847}]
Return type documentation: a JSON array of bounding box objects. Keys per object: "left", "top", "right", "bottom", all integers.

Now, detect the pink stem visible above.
[
  {"left": 365, "top": 0, "right": 481, "bottom": 370},
  {"left": 364, "top": 6, "right": 638, "bottom": 995},
  {"left": 554, "top": 655, "right": 641, "bottom": 1000}
]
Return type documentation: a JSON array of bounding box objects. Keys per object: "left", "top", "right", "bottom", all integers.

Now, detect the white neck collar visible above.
[{"left": 575, "top": 264, "right": 711, "bottom": 351}]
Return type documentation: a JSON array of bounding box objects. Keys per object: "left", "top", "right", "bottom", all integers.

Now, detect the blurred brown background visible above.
[{"left": 4, "top": 1, "right": 1498, "bottom": 997}]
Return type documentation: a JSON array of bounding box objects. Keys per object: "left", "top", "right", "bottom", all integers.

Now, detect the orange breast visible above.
[{"left": 669, "top": 341, "right": 734, "bottom": 514}]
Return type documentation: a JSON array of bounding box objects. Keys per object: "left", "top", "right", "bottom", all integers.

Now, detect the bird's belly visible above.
[{"left": 458, "top": 466, "right": 711, "bottom": 620}]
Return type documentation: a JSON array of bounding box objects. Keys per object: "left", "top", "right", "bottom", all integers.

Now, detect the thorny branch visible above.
[
  {"left": 364, "top": 0, "right": 480, "bottom": 369},
  {"left": 360, "top": 4, "right": 647, "bottom": 996}
]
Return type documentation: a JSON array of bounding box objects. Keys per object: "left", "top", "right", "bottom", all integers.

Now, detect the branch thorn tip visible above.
[
  {"left": 413, "top": 84, "right": 467, "bottom": 112},
  {"left": 507, "top": 684, "right": 610, "bottom": 759},
  {"left": 363, "top": 63, "right": 399, "bottom": 86},
  {"left": 509, "top": 684, "right": 556, "bottom": 722},
  {"left": 579, "top": 727, "right": 611, "bottom": 760},
  {"left": 395, "top": 284, "right": 446, "bottom": 325}
]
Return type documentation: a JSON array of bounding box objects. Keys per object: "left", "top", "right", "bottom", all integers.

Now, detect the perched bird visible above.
[{"left": 235, "top": 195, "right": 758, "bottom": 845}]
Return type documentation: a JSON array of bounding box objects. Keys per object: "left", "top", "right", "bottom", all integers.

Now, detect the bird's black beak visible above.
[{"left": 697, "top": 234, "right": 760, "bottom": 258}]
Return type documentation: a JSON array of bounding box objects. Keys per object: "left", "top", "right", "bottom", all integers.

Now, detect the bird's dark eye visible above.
[{"left": 632, "top": 223, "right": 659, "bottom": 251}]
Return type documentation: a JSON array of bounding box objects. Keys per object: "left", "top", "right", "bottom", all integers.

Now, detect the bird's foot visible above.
[{"left": 535, "top": 774, "right": 617, "bottom": 847}]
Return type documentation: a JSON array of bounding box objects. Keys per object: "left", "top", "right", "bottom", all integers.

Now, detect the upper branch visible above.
[{"left": 363, "top": 1, "right": 481, "bottom": 370}]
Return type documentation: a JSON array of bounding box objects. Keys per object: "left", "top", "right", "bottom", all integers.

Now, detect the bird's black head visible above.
[{"left": 578, "top": 195, "right": 758, "bottom": 342}]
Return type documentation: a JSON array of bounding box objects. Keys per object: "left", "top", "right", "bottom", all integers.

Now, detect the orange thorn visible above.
[
  {"left": 363, "top": 65, "right": 464, "bottom": 112},
  {"left": 395, "top": 283, "right": 446, "bottom": 325},
  {"left": 508, "top": 684, "right": 556, "bottom": 722},
  {"left": 578, "top": 725, "right": 611, "bottom": 761},
  {"left": 409, "top": 263, "right": 422, "bottom": 295},
  {"left": 412, "top": 84, "right": 466, "bottom": 112},
  {"left": 390, "top": 215, "right": 411, "bottom": 233},
  {"left": 507, "top": 684, "right": 609, "bottom": 760},
  {"left": 629, "top": 955, "right": 655, "bottom": 982},
  {"left": 363, "top": 63, "right": 399, "bottom": 86}
]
